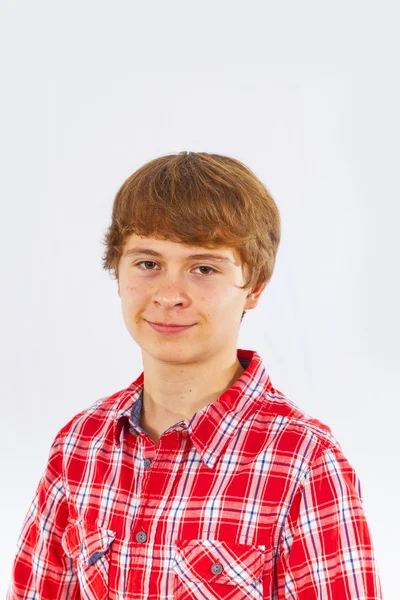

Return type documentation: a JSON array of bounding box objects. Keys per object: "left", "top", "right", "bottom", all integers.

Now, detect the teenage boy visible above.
[{"left": 8, "top": 151, "right": 383, "bottom": 599}]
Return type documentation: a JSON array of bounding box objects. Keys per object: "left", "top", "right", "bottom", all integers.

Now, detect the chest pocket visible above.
[
  {"left": 173, "top": 539, "right": 267, "bottom": 600},
  {"left": 61, "top": 520, "right": 116, "bottom": 600}
]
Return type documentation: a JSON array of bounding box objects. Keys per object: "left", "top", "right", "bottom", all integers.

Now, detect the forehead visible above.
[{"left": 122, "top": 234, "right": 242, "bottom": 266}]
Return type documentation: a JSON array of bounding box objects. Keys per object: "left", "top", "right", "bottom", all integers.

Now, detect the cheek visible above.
[
  {"left": 199, "top": 291, "right": 238, "bottom": 317},
  {"left": 120, "top": 285, "right": 144, "bottom": 319},
  {"left": 199, "top": 290, "right": 218, "bottom": 307},
  {"left": 204, "top": 287, "right": 238, "bottom": 304},
  {"left": 126, "top": 284, "right": 138, "bottom": 293},
  {"left": 121, "top": 283, "right": 142, "bottom": 297}
]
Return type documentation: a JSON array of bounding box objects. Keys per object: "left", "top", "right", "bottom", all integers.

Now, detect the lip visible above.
[{"left": 146, "top": 320, "right": 195, "bottom": 334}]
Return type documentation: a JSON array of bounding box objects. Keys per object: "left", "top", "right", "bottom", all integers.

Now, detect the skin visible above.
[{"left": 117, "top": 234, "right": 266, "bottom": 447}]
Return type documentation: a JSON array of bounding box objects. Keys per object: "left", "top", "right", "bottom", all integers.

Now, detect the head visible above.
[{"left": 102, "top": 151, "right": 281, "bottom": 365}]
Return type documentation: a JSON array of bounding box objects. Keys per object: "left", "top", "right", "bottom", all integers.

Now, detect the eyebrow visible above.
[{"left": 123, "top": 247, "right": 234, "bottom": 264}]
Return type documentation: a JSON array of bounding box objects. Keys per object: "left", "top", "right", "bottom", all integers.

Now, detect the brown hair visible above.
[{"left": 101, "top": 151, "right": 281, "bottom": 322}]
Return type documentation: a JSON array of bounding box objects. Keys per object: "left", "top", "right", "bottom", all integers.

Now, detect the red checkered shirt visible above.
[{"left": 7, "top": 348, "right": 383, "bottom": 599}]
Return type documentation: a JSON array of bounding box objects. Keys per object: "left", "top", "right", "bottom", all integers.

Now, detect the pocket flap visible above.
[
  {"left": 174, "top": 539, "right": 266, "bottom": 587},
  {"left": 61, "top": 521, "right": 116, "bottom": 566}
]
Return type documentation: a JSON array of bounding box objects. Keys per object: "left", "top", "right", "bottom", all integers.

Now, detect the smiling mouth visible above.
[
  {"left": 146, "top": 320, "right": 195, "bottom": 333},
  {"left": 148, "top": 321, "right": 194, "bottom": 327}
]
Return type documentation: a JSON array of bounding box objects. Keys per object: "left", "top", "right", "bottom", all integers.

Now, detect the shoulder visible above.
[
  {"left": 50, "top": 384, "right": 137, "bottom": 450},
  {"left": 261, "top": 386, "right": 364, "bottom": 507},
  {"left": 261, "top": 384, "right": 342, "bottom": 461}
]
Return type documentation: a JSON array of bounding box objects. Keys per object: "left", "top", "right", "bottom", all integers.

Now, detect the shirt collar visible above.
[{"left": 112, "top": 348, "right": 273, "bottom": 468}]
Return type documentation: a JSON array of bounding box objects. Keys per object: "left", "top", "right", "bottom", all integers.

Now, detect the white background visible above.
[{"left": 1, "top": 1, "right": 399, "bottom": 597}]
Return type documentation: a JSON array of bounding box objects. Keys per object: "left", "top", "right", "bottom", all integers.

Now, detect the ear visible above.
[{"left": 244, "top": 281, "right": 267, "bottom": 311}]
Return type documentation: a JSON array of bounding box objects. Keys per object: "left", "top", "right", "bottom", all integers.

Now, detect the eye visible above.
[
  {"left": 133, "top": 260, "right": 217, "bottom": 276},
  {"left": 194, "top": 265, "right": 217, "bottom": 276}
]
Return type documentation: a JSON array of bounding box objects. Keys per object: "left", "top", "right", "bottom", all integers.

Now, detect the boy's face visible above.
[{"left": 117, "top": 234, "right": 265, "bottom": 364}]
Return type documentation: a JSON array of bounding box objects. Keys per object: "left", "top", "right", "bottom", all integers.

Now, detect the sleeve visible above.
[
  {"left": 273, "top": 446, "right": 383, "bottom": 599},
  {"left": 7, "top": 433, "right": 80, "bottom": 600}
]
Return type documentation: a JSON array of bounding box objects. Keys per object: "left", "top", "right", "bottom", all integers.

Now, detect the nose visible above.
[{"left": 152, "top": 281, "right": 190, "bottom": 309}]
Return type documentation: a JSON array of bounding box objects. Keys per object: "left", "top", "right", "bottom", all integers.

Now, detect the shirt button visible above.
[
  {"left": 136, "top": 531, "right": 147, "bottom": 543},
  {"left": 129, "top": 427, "right": 138, "bottom": 436},
  {"left": 143, "top": 458, "right": 152, "bottom": 470},
  {"left": 211, "top": 562, "right": 224, "bottom": 575}
]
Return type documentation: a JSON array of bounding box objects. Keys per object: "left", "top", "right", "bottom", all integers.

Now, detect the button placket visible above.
[{"left": 131, "top": 428, "right": 185, "bottom": 551}]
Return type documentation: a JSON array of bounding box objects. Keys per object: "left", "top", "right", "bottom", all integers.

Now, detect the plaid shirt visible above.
[{"left": 7, "top": 348, "right": 382, "bottom": 599}]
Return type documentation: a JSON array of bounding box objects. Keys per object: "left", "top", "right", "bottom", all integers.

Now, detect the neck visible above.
[{"left": 139, "top": 351, "right": 245, "bottom": 439}]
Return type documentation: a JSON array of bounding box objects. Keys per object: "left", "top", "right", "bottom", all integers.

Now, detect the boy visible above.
[{"left": 8, "top": 151, "right": 383, "bottom": 599}]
